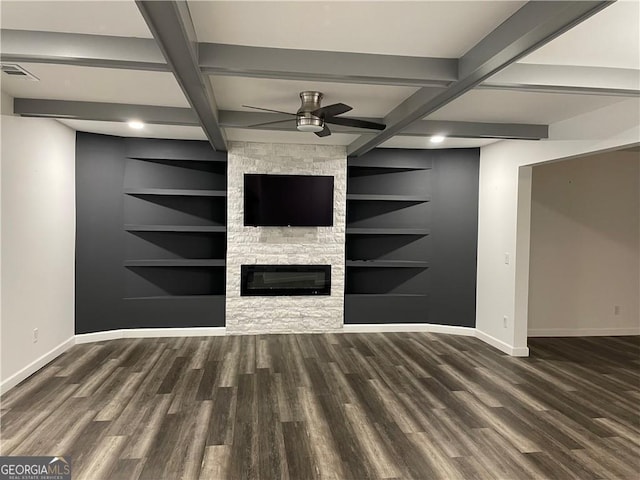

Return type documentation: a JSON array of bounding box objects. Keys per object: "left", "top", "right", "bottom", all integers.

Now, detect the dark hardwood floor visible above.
[{"left": 1, "top": 333, "right": 639, "bottom": 480}]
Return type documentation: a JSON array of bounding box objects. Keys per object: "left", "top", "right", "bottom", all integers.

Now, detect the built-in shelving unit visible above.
[
  {"left": 122, "top": 139, "right": 227, "bottom": 323},
  {"left": 76, "top": 134, "right": 479, "bottom": 332},
  {"left": 344, "top": 150, "right": 432, "bottom": 324}
]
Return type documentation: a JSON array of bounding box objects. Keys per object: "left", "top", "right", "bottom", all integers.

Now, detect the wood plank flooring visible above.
[{"left": 1, "top": 333, "right": 639, "bottom": 480}]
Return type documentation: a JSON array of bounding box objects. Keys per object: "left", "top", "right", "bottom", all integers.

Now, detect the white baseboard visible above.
[
  {"left": 342, "top": 323, "right": 476, "bottom": 336},
  {"left": 475, "top": 329, "right": 530, "bottom": 357},
  {"left": 125, "top": 327, "right": 227, "bottom": 338},
  {"left": 74, "top": 330, "right": 122, "bottom": 344},
  {"left": 528, "top": 327, "right": 640, "bottom": 337},
  {"left": 0, "top": 336, "right": 75, "bottom": 395},
  {"left": 75, "top": 327, "right": 227, "bottom": 343}
]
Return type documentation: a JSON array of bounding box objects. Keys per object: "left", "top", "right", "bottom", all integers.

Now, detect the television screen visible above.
[{"left": 244, "top": 174, "right": 334, "bottom": 227}]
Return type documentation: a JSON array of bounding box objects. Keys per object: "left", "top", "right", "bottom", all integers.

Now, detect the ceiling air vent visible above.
[{"left": 0, "top": 64, "right": 39, "bottom": 81}]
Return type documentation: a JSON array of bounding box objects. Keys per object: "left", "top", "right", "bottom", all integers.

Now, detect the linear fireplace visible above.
[{"left": 241, "top": 265, "right": 331, "bottom": 296}]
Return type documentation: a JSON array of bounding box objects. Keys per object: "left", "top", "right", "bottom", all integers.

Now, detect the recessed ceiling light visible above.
[
  {"left": 128, "top": 120, "right": 144, "bottom": 130},
  {"left": 430, "top": 135, "right": 445, "bottom": 144}
]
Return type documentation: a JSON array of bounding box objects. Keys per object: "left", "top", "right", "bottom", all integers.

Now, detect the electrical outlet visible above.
[
  {"left": 33, "top": 328, "right": 39, "bottom": 343},
  {"left": 614, "top": 305, "right": 621, "bottom": 315},
  {"left": 503, "top": 316, "right": 508, "bottom": 328}
]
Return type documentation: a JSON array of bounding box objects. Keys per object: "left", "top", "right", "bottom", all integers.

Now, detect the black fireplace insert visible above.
[{"left": 241, "top": 264, "right": 331, "bottom": 296}]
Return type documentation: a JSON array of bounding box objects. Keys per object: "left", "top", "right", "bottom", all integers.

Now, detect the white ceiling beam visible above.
[
  {"left": 347, "top": 1, "right": 613, "bottom": 156},
  {"left": 199, "top": 43, "right": 456, "bottom": 87},
  {"left": 0, "top": 29, "right": 167, "bottom": 71},
  {"left": 11, "top": 99, "right": 548, "bottom": 140},
  {"left": 135, "top": 1, "right": 227, "bottom": 150},
  {"left": 481, "top": 63, "right": 640, "bottom": 97}
]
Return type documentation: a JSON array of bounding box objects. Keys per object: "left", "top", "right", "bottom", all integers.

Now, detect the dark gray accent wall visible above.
[
  {"left": 75, "top": 133, "right": 226, "bottom": 334},
  {"left": 429, "top": 149, "right": 479, "bottom": 327},
  {"left": 76, "top": 133, "right": 125, "bottom": 332},
  {"left": 77, "top": 136, "right": 478, "bottom": 332},
  {"left": 344, "top": 148, "right": 479, "bottom": 327}
]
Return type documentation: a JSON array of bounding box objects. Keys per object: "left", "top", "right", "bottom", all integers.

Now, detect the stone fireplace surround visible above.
[{"left": 225, "top": 142, "right": 347, "bottom": 335}]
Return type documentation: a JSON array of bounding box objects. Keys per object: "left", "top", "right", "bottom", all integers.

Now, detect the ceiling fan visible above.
[{"left": 242, "top": 91, "right": 386, "bottom": 137}]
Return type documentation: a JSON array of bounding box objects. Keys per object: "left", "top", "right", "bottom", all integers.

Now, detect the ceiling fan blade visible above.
[
  {"left": 242, "top": 105, "right": 297, "bottom": 116},
  {"left": 325, "top": 116, "right": 386, "bottom": 131},
  {"left": 246, "top": 119, "right": 295, "bottom": 128},
  {"left": 315, "top": 124, "right": 331, "bottom": 137},
  {"left": 312, "top": 103, "right": 352, "bottom": 118}
]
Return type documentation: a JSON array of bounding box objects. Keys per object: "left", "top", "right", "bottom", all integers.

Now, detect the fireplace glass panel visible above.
[{"left": 241, "top": 265, "right": 331, "bottom": 296}]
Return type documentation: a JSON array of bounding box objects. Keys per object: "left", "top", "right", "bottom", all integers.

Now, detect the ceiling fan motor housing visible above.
[{"left": 296, "top": 91, "right": 324, "bottom": 132}]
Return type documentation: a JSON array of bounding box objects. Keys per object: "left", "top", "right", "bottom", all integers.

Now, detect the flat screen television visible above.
[{"left": 244, "top": 174, "right": 334, "bottom": 227}]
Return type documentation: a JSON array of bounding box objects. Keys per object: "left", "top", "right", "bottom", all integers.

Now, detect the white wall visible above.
[
  {"left": 528, "top": 151, "right": 639, "bottom": 336},
  {"left": 225, "top": 142, "right": 346, "bottom": 334},
  {"left": 477, "top": 98, "right": 640, "bottom": 355},
  {"left": 1, "top": 91, "right": 76, "bottom": 392}
]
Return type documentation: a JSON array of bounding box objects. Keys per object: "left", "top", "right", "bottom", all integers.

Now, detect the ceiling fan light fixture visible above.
[
  {"left": 296, "top": 114, "right": 324, "bottom": 133},
  {"left": 430, "top": 134, "right": 445, "bottom": 144},
  {"left": 297, "top": 123, "right": 324, "bottom": 133},
  {"left": 128, "top": 120, "right": 145, "bottom": 130}
]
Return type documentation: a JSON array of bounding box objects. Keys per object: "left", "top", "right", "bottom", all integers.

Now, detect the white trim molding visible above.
[
  {"left": 75, "top": 327, "right": 227, "bottom": 343},
  {"left": 475, "top": 329, "right": 530, "bottom": 357},
  {"left": 74, "top": 330, "right": 122, "bottom": 344},
  {"left": 342, "top": 323, "right": 475, "bottom": 336},
  {"left": 0, "top": 336, "right": 75, "bottom": 395},
  {"left": 528, "top": 327, "right": 640, "bottom": 337}
]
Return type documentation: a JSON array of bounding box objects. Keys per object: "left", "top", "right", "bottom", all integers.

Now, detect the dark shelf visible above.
[
  {"left": 347, "top": 194, "right": 430, "bottom": 202},
  {"left": 124, "top": 188, "right": 226, "bottom": 197},
  {"left": 123, "top": 294, "right": 225, "bottom": 300},
  {"left": 347, "top": 163, "right": 431, "bottom": 171},
  {"left": 124, "top": 224, "right": 226, "bottom": 233},
  {"left": 346, "top": 228, "right": 430, "bottom": 235},
  {"left": 345, "top": 293, "right": 428, "bottom": 298},
  {"left": 124, "top": 259, "right": 225, "bottom": 267},
  {"left": 346, "top": 260, "right": 429, "bottom": 268},
  {"left": 128, "top": 156, "right": 226, "bottom": 163}
]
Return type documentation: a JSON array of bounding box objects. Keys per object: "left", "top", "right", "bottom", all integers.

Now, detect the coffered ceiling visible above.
[
  {"left": 188, "top": 1, "right": 526, "bottom": 57},
  {"left": 1, "top": 1, "right": 638, "bottom": 154}
]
